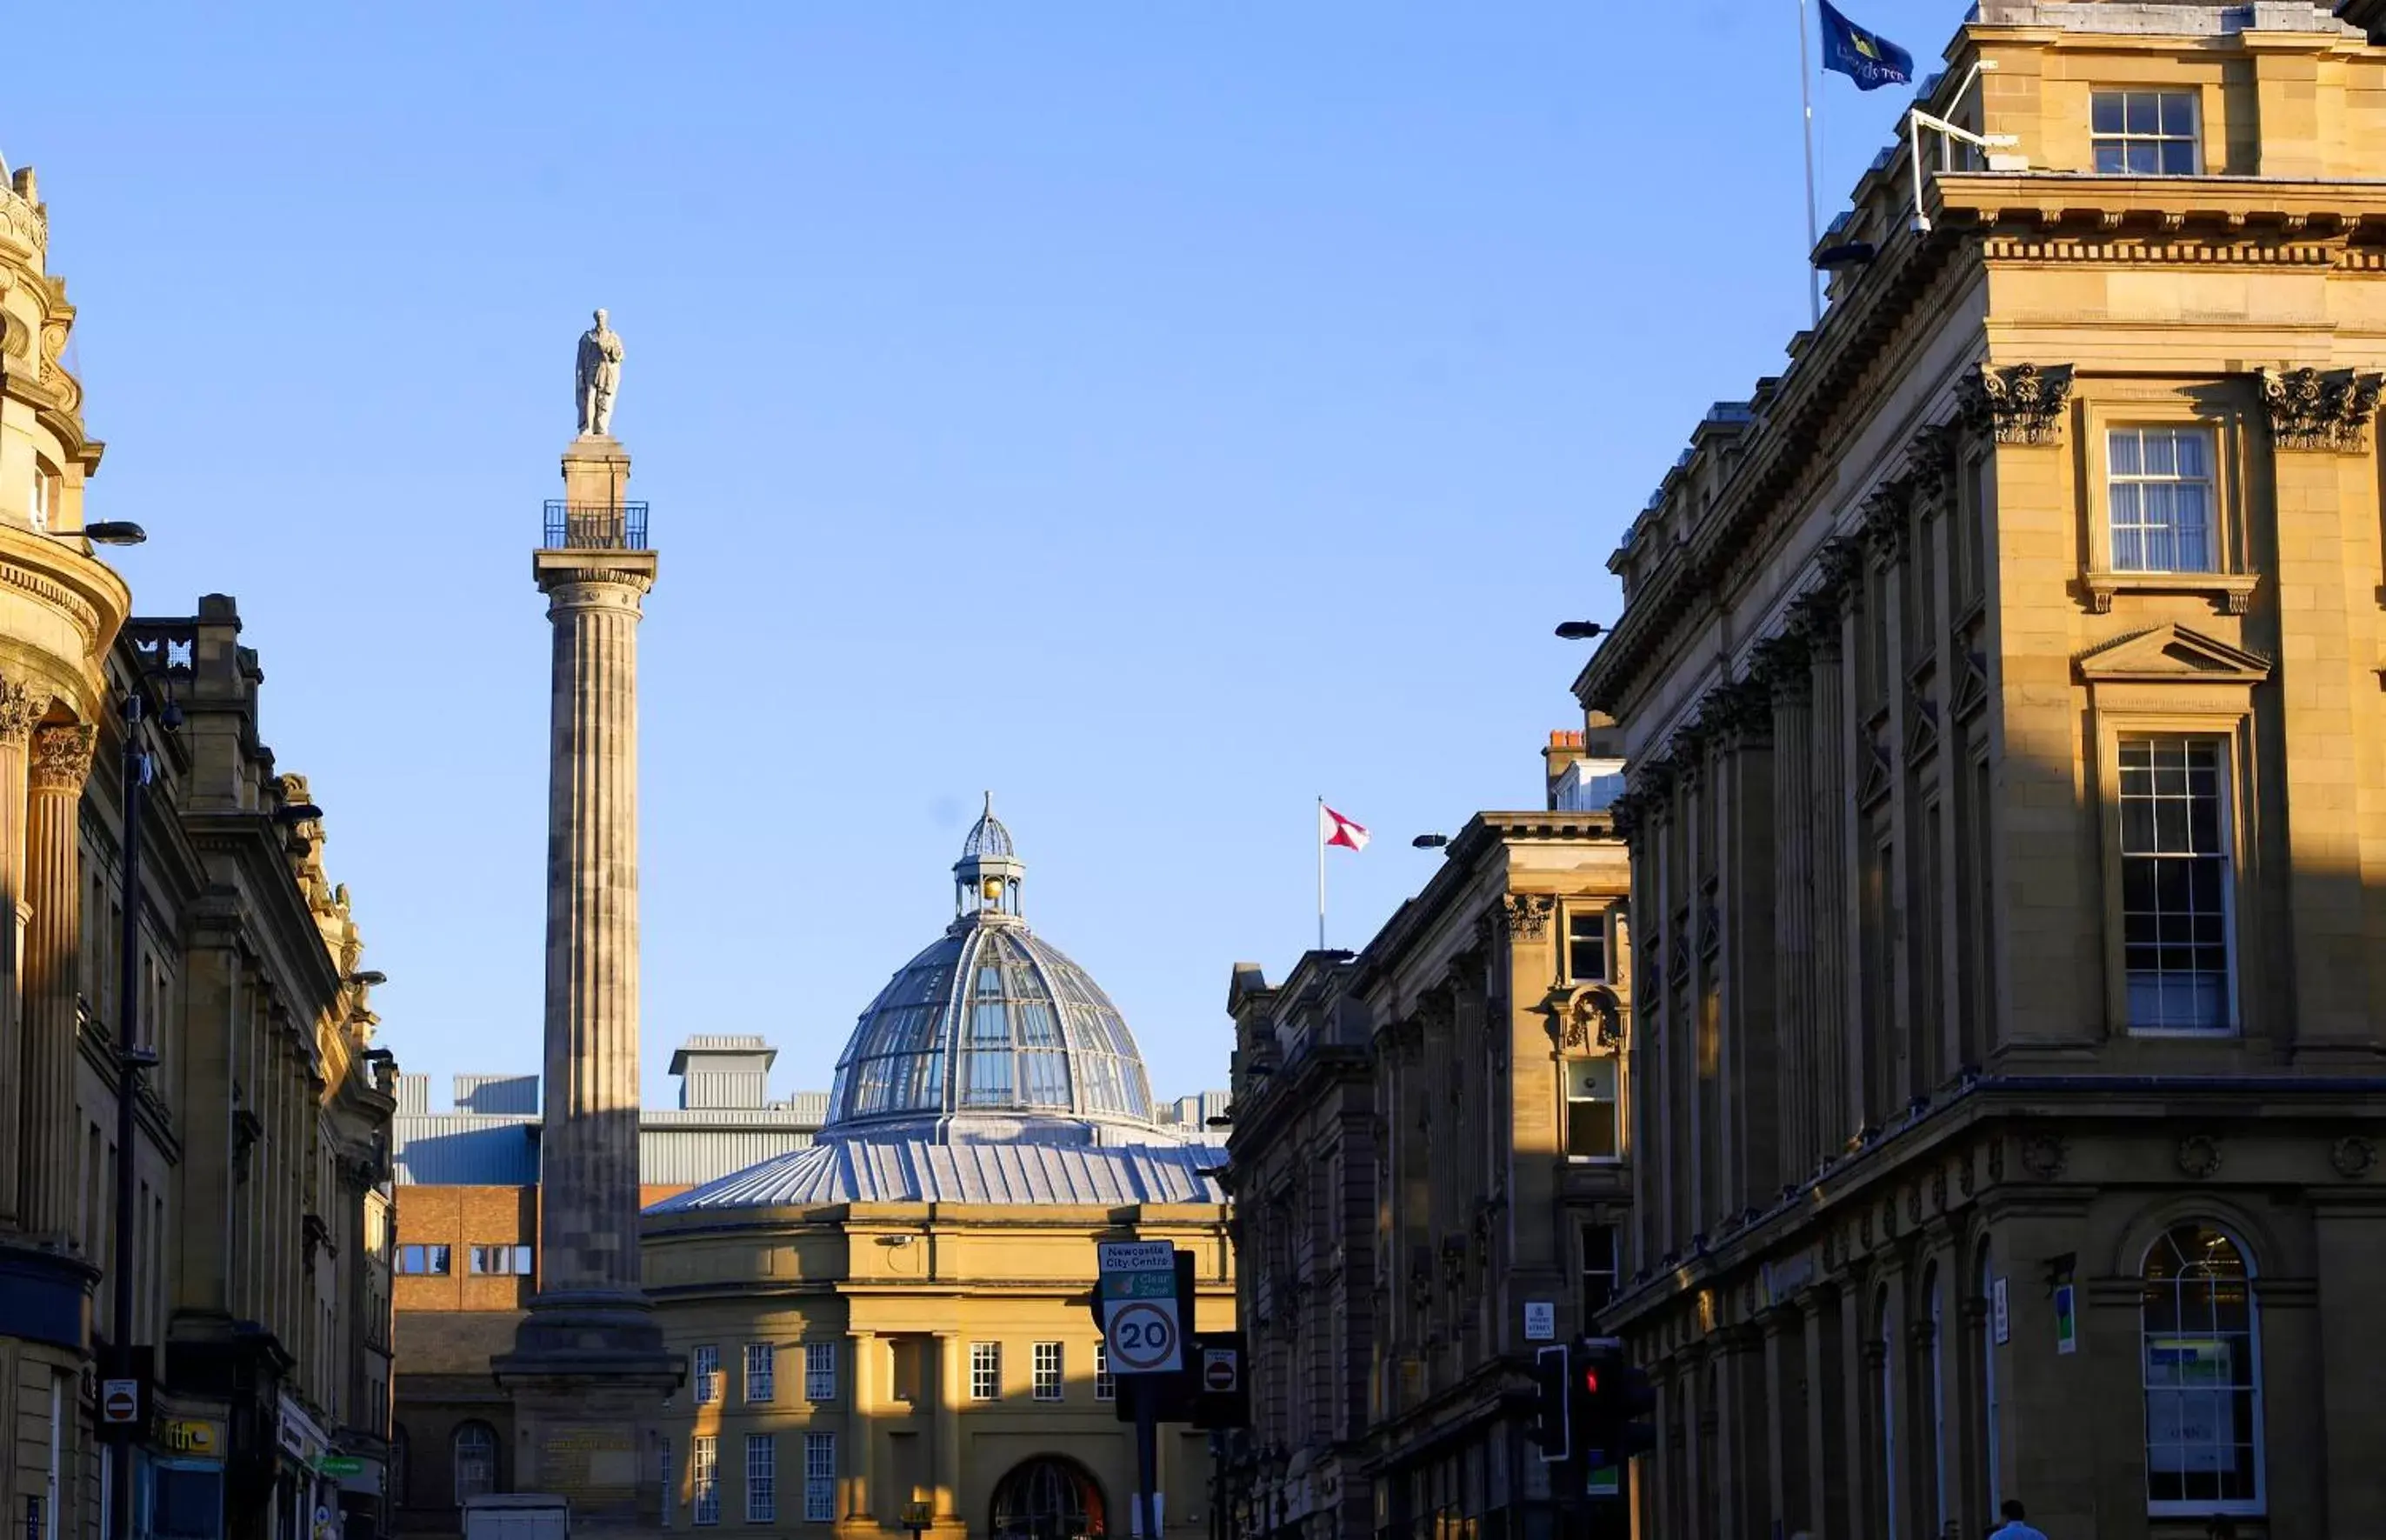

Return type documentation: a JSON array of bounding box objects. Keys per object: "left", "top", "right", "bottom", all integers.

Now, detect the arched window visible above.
[
  {"left": 990, "top": 1457, "right": 1104, "bottom": 1540},
  {"left": 2141, "top": 1223, "right": 2263, "bottom": 1517},
  {"left": 453, "top": 1422, "right": 497, "bottom": 1506}
]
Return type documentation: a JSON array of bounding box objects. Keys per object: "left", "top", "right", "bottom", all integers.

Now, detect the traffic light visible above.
[
  {"left": 1568, "top": 1337, "right": 1656, "bottom": 1471},
  {"left": 1527, "top": 1343, "right": 1570, "bottom": 1462}
]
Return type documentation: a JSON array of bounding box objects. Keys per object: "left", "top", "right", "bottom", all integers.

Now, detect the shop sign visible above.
[
  {"left": 318, "top": 1457, "right": 363, "bottom": 1478},
  {"left": 277, "top": 1395, "right": 330, "bottom": 1468},
  {"left": 162, "top": 1420, "right": 224, "bottom": 1457}
]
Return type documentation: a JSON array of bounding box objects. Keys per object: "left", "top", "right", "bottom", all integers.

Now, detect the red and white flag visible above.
[{"left": 1319, "top": 803, "right": 1370, "bottom": 851}]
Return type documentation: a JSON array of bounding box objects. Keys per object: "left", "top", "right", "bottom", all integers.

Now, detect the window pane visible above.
[
  {"left": 2160, "top": 91, "right": 2196, "bottom": 137},
  {"left": 2161, "top": 140, "right": 2197, "bottom": 176},
  {"left": 2125, "top": 91, "right": 2159, "bottom": 134},
  {"left": 2093, "top": 93, "right": 2124, "bottom": 135}
]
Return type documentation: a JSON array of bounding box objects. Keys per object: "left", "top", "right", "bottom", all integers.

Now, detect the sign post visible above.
[{"left": 1099, "top": 1243, "right": 1185, "bottom": 1540}]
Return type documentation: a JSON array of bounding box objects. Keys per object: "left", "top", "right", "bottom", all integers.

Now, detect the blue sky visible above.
[{"left": 21, "top": 1, "right": 1953, "bottom": 1108}]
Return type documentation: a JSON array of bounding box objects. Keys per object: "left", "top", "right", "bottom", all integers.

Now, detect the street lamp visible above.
[
  {"left": 1552, "top": 621, "right": 1604, "bottom": 641},
  {"left": 35, "top": 522, "right": 147, "bottom": 547},
  {"left": 106, "top": 688, "right": 165, "bottom": 1540}
]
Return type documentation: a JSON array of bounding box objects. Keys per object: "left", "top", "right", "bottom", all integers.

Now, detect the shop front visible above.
[
  {"left": 147, "top": 1417, "right": 230, "bottom": 1540},
  {"left": 274, "top": 1398, "right": 337, "bottom": 1540}
]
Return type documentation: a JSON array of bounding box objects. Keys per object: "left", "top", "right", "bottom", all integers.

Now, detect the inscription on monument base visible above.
[{"left": 536, "top": 1423, "right": 640, "bottom": 1503}]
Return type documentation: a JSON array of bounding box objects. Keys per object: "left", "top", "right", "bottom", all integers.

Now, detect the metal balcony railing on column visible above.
[{"left": 542, "top": 500, "right": 650, "bottom": 550}]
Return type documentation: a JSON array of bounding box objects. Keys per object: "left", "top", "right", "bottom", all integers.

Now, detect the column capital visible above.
[
  {"left": 0, "top": 676, "right": 50, "bottom": 745},
  {"left": 30, "top": 723, "right": 95, "bottom": 792}
]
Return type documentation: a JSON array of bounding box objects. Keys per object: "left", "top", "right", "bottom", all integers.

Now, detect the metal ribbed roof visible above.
[{"left": 645, "top": 1138, "right": 1224, "bottom": 1214}]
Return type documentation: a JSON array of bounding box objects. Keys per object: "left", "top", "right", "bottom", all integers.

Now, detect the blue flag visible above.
[{"left": 1819, "top": 0, "right": 1915, "bottom": 91}]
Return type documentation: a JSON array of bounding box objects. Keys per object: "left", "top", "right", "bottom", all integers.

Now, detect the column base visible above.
[{"left": 493, "top": 1291, "right": 683, "bottom": 1537}]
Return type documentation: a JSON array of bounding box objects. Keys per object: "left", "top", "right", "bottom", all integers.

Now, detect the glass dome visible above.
[{"left": 823, "top": 803, "right": 1159, "bottom": 1144}]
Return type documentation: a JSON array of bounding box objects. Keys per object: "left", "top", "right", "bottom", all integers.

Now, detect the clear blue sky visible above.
[{"left": 21, "top": 1, "right": 1952, "bottom": 1108}]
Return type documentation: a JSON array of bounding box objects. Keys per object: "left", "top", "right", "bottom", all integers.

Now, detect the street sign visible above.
[
  {"left": 1201, "top": 1348, "right": 1237, "bottom": 1394},
  {"left": 1991, "top": 1278, "right": 2009, "bottom": 1346},
  {"left": 100, "top": 1380, "right": 140, "bottom": 1426},
  {"left": 1098, "top": 1243, "right": 1183, "bottom": 1375},
  {"left": 1523, "top": 1301, "right": 1556, "bottom": 1341},
  {"left": 319, "top": 1457, "right": 365, "bottom": 1478}
]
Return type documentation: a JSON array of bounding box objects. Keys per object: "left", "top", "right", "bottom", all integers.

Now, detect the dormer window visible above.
[{"left": 2092, "top": 90, "right": 2200, "bottom": 176}]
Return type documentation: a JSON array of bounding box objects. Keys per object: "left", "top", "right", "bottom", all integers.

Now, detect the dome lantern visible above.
[{"left": 955, "top": 791, "right": 1024, "bottom": 920}]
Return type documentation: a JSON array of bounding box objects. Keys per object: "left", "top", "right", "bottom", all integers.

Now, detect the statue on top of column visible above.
[{"left": 576, "top": 308, "right": 624, "bottom": 437}]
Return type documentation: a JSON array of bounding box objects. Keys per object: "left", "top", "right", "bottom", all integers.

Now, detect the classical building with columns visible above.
[
  {"left": 0, "top": 150, "right": 397, "bottom": 1540},
  {"left": 1572, "top": 6, "right": 2386, "bottom": 1538},
  {"left": 1222, "top": 743, "right": 1631, "bottom": 1540},
  {"left": 632, "top": 806, "right": 1231, "bottom": 1540}
]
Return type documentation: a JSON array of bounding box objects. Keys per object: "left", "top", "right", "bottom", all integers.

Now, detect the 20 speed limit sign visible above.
[{"left": 1097, "top": 1241, "right": 1183, "bottom": 1375}]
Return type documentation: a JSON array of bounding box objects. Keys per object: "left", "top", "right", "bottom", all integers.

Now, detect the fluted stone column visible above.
[
  {"left": 0, "top": 674, "right": 47, "bottom": 1230},
  {"left": 496, "top": 431, "right": 676, "bottom": 1537},
  {"left": 933, "top": 1332, "right": 963, "bottom": 1520},
  {"left": 536, "top": 555, "right": 652, "bottom": 1298},
  {"left": 21, "top": 723, "right": 93, "bottom": 1242}
]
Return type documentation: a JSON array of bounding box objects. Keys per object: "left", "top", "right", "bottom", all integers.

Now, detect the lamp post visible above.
[{"left": 44, "top": 522, "right": 153, "bottom": 1540}]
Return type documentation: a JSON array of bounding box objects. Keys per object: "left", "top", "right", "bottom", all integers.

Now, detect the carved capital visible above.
[
  {"left": 1750, "top": 632, "right": 1813, "bottom": 705},
  {"left": 1862, "top": 480, "right": 1915, "bottom": 569},
  {"left": 0, "top": 675, "right": 50, "bottom": 746},
  {"left": 2258, "top": 367, "right": 2383, "bottom": 452},
  {"left": 30, "top": 723, "right": 96, "bottom": 792},
  {"left": 1956, "top": 362, "right": 2075, "bottom": 446},
  {"left": 1501, "top": 893, "right": 1556, "bottom": 941},
  {"left": 1907, "top": 422, "right": 1962, "bottom": 513}
]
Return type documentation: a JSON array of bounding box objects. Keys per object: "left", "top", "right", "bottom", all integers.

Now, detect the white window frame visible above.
[
  {"left": 2091, "top": 88, "right": 2202, "bottom": 176},
  {"left": 2106, "top": 425, "right": 2217, "bottom": 575},
  {"left": 744, "top": 1343, "right": 776, "bottom": 1403},
  {"left": 805, "top": 1341, "right": 837, "bottom": 1402},
  {"left": 970, "top": 1342, "right": 1002, "bottom": 1402},
  {"left": 803, "top": 1433, "right": 836, "bottom": 1523},
  {"left": 1094, "top": 1341, "right": 1115, "bottom": 1402},
  {"left": 744, "top": 1434, "right": 776, "bottom": 1524},
  {"left": 2140, "top": 1223, "right": 2266, "bottom": 1518},
  {"left": 1033, "top": 1342, "right": 1063, "bottom": 1402},
  {"left": 1562, "top": 1056, "right": 1621, "bottom": 1163},
  {"left": 693, "top": 1345, "right": 722, "bottom": 1406},
  {"left": 1564, "top": 908, "right": 1610, "bottom": 984},
  {"left": 692, "top": 1435, "right": 720, "bottom": 1527},
  {"left": 453, "top": 1423, "right": 497, "bottom": 1505},
  {"left": 2115, "top": 735, "right": 2239, "bottom": 1036}
]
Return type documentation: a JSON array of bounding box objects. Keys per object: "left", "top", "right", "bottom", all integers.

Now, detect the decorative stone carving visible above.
[
  {"left": 1957, "top": 1156, "right": 1976, "bottom": 1198},
  {"left": 0, "top": 675, "right": 48, "bottom": 744},
  {"left": 29, "top": 723, "right": 95, "bottom": 790},
  {"left": 1501, "top": 893, "right": 1556, "bottom": 940},
  {"left": 1956, "top": 362, "right": 2076, "bottom": 445},
  {"left": 2330, "top": 1136, "right": 2376, "bottom": 1179},
  {"left": 2019, "top": 1132, "right": 2066, "bottom": 1181},
  {"left": 1863, "top": 480, "right": 1914, "bottom": 568},
  {"left": 2176, "top": 1134, "right": 2223, "bottom": 1179},
  {"left": 2258, "top": 367, "right": 2383, "bottom": 452},
  {"left": 1710, "top": 675, "right": 1775, "bottom": 745},
  {"left": 1609, "top": 793, "right": 1643, "bottom": 843},
  {"left": 1750, "top": 632, "right": 1813, "bottom": 705},
  {"left": 1907, "top": 421, "right": 1962, "bottom": 513},
  {"left": 1929, "top": 1167, "right": 1947, "bottom": 1212}
]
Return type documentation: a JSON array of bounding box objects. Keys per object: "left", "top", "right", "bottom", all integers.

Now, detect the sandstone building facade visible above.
[
  {"left": 0, "top": 149, "right": 397, "bottom": 1540},
  {"left": 1573, "top": 6, "right": 2386, "bottom": 1537},
  {"left": 1223, "top": 765, "right": 1631, "bottom": 1540}
]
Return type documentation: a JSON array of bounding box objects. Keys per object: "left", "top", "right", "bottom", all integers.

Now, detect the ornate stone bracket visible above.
[
  {"left": 1956, "top": 362, "right": 2075, "bottom": 446},
  {"left": 30, "top": 723, "right": 95, "bottom": 790},
  {"left": 2258, "top": 366, "right": 2383, "bottom": 452}
]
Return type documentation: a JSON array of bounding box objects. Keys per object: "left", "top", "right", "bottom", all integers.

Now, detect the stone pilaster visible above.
[
  {"left": 0, "top": 674, "right": 48, "bottom": 1230},
  {"left": 21, "top": 723, "right": 92, "bottom": 1242}
]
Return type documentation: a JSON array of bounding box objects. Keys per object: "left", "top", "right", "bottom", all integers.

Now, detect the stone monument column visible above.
[{"left": 495, "top": 314, "right": 681, "bottom": 1534}]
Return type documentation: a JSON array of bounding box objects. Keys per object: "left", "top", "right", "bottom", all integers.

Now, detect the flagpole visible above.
[
  {"left": 1316, "top": 796, "right": 1327, "bottom": 951},
  {"left": 1798, "top": 0, "right": 1823, "bottom": 326}
]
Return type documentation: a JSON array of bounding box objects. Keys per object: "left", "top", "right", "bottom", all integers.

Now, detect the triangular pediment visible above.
[{"left": 2076, "top": 624, "right": 2273, "bottom": 684}]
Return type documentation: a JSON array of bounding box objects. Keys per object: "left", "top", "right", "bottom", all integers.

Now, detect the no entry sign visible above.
[{"left": 1097, "top": 1242, "right": 1183, "bottom": 1375}]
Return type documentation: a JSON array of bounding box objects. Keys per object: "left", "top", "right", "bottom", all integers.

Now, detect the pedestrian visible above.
[{"left": 1989, "top": 1498, "right": 2049, "bottom": 1540}]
